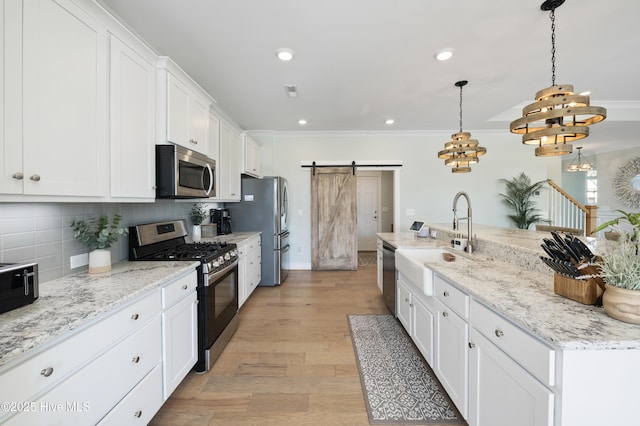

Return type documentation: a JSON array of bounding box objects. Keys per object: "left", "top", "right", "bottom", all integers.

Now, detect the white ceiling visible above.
[{"left": 99, "top": 0, "right": 640, "bottom": 154}]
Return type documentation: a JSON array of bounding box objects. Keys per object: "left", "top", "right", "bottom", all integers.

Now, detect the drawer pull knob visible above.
[
  {"left": 12, "top": 172, "right": 23, "bottom": 180},
  {"left": 443, "top": 291, "right": 449, "bottom": 297},
  {"left": 30, "top": 174, "right": 41, "bottom": 181},
  {"left": 442, "top": 311, "right": 449, "bottom": 317},
  {"left": 132, "top": 356, "right": 140, "bottom": 363},
  {"left": 134, "top": 410, "right": 142, "bottom": 418},
  {"left": 182, "top": 285, "right": 188, "bottom": 290},
  {"left": 468, "top": 342, "right": 476, "bottom": 349},
  {"left": 405, "top": 298, "right": 409, "bottom": 302},
  {"left": 495, "top": 329, "right": 504, "bottom": 338},
  {"left": 40, "top": 367, "right": 54, "bottom": 377},
  {"left": 131, "top": 313, "right": 139, "bottom": 320}
]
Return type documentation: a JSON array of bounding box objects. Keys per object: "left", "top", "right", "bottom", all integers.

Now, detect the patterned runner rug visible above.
[{"left": 348, "top": 314, "right": 466, "bottom": 425}]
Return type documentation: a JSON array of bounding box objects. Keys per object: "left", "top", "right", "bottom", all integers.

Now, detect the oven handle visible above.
[{"left": 205, "top": 258, "right": 238, "bottom": 285}]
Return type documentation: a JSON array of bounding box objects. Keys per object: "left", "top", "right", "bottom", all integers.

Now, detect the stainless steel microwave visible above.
[{"left": 156, "top": 145, "right": 215, "bottom": 199}]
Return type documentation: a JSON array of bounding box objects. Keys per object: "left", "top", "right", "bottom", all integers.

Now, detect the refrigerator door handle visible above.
[
  {"left": 280, "top": 230, "right": 290, "bottom": 238},
  {"left": 281, "top": 244, "right": 291, "bottom": 253}
]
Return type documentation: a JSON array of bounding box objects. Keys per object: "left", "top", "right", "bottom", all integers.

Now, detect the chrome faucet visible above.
[{"left": 452, "top": 191, "right": 474, "bottom": 254}]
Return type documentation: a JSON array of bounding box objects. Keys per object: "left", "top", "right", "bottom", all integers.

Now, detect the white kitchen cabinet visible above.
[
  {"left": 396, "top": 273, "right": 436, "bottom": 366},
  {"left": 157, "top": 56, "right": 212, "bottom": 157},
  {"left": 1, "top": 0, "right": 108, "bottom": 196},
  {"left": 434, "top": 275, "right": 469, "bottom": 419},
  {"left": 208, "top": 112, "right": 221, "bottom": 196},
  {"left": 162, "top": 290, "right": 197, "bottom": 399},
  {"left": 109, "top": 35, "right": 156, "bottom": 199},
  {"left": 242, "top": 132, "right": 261, "bottom": 177},
  {"left": 468, "top": 328, "right": 554, "bottom": 426},
  {"left": 238, "top": 234, "right": 262, "bottom": 307},
  {"left": 218, "top": 119, "right": 242, "bottom": 201}
]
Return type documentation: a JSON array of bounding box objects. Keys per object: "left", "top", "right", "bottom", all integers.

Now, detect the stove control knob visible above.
[
  {"left": 230, "top": 250, "right": 237, "bottom": 257},
  {"left": 212, "top": 260, "right": 219, "bottom": 268},
  {"left": 224, "top": 253, "right": 231, "bottom": 260},
  {"left": 218, "top": 256, "right": 225, "bottom": 265}
]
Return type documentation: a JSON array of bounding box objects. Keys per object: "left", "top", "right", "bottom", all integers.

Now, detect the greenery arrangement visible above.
[
  {"left": 592, "top": 209, "right": 640, "bottom": 243},
  {"left": 190, "top": 203, "right": 208, "bottom": 225},
  {"left": 70, "top": 214, "right": 128, "bottom": 250},
  {"left": 598, "top": 238, "right": 640, "bottom": 290},
  {"left": 499, "top": 172, "right": 549, "bottom": 229}
]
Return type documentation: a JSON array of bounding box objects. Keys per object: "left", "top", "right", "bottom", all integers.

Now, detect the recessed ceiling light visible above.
[
  {"left": 276, "top": 48, "right": 295, "bottom": 61},
  {"left": 435, "top": 49, "right": 454, "bottom": 61},
  {"left": 385, "top": 119, "right": 395, "bottom": 125},
  {"left": 298, "top": 119, "right": 307, "bottom": 125}
]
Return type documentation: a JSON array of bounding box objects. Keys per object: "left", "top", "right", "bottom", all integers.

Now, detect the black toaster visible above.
[{"left": 0, "top": 262, "right": 38, "bottom": 314}]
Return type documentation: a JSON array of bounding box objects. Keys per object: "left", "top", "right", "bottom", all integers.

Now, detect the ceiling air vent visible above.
[{"left": 284, "top": 85, "right": 298, "bottom": 98}]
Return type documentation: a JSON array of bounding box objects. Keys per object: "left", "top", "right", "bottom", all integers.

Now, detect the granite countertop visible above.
[
  {"left": 0, "top": 260, "right": 199, "bottom": 371},
  {"left": 377, "top": 226, "right": 640, "bottom": 351}
]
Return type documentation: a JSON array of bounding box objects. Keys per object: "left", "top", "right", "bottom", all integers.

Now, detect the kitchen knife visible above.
[
  {"left": 540, "top": 256, "right": 565, "bottom": 275},
  {"left": 562, "top": 236, "right": 583, "bottom": 263},
  {"left": 541, "top": 244, "right": 558, "bottom": 260},
  {"left": 548, "top": 246, "right": 571, "bottom": 262},
  {"left": 560, "top": 260, "right": 582, "bottom": 278},
  {"left": 543, "top": 238, "right": 563, "bottom": 252},
  {"left": 550, "top": 231, "right": 580, "bottom": 263},
  {"left": 572, "top": 237, "right": 597, "bottom": 262}
]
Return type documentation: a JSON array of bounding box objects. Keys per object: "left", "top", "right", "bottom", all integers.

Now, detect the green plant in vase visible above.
[
  {"left": 190, "top": 203, "right": 208, "bottom": 241},
  {"left": 499, "top": 172, "right": 550, "bottom": 229},
  {"left": 70, "top": 214, "right": 128, "bottom": 273},
  {"left": 598, "top": 236, "right": 640, "bottom": 324}
]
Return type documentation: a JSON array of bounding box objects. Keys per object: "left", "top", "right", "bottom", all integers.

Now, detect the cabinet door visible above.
[
  {"left": 166, "top": 73, "right": 190, "bottom": 147},
  {"left": 413, "top": 296, "right": 435, "bottom": 366},
  {"left": 162, "top": 291, "right": 198, "bottom": 399},
  {"left": 434, "top": 298, "right": 468, "bottom": 419},
  {"left": 396, "top": 278, "right": 412, "bottom": 333},
  {"left": 22, "top": 0, "right": 108, "bottom": 196},
  {"left": 189, "top": 94, "right": 209, "bottom": 154},
  {"left": 209, "top": 112, "right": 220, "bottom": 197},
  {"left": 109, "top": 35, "right": 156, "bottom": 199},
  {"left": 243, "top": 135, "right": 261, "bottom": 177},
  {"left": 468, "top": 328, "right": 554, "bottom": 426},
  {"left": 376, "top": 249, "right": 383, "bottom": 293},
  {"left": 237, "top": 253, "right": 248, "bottom": 307},
  {"left": 219, "top": 120, "right": 241, "bottom": 201}
]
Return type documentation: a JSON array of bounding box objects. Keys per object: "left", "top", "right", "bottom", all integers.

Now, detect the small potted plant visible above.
[
  {"left": 190, "top": 203, "right": 208, "bottom": 241},
  {"left": 595, "top": 210, "right": 640, "bottom": 323},
  {"left": 70, "top": 214, "right": 128, "bottom": 273}
]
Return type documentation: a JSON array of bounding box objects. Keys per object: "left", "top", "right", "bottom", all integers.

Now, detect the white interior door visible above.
[{"left": 357, "top": 174, "right": 380, "bottom": 251}]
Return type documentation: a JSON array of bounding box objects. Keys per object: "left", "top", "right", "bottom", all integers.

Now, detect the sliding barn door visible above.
[{"left": 311, "top": 167, "right": 357, "bottom": 270}]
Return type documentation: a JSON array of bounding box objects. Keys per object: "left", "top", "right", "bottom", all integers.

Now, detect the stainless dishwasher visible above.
[{"left": 382, "top": 242, "right": 396, "bottom": 315}]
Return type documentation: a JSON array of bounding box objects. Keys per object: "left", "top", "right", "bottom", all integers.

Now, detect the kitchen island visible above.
[{"left": 378, "top": 224, "right": 640, "bottom": 426}]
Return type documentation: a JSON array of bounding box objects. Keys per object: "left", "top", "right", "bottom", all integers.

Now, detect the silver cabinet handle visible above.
[
  {"left": 134, "top": 410, "right": 142, "bottom": 418},
  {"left": 41, "top": 367, "right": 54, "bottom": 377},
  {"left": 443, "top": 291, "right": 449, "bottom": 297},
  {"left": 182, "top": 285, "right": 188, "bottom": 290},
  {"left": 442, "top": 311, "right": 449, "bottom": 317},
  {"left": 495, "top": 329, "right": 504, "bottom": 338},
  {"left": 30, "top": 174, "right": 41, "bottom": 181},
  {"left": 132, "top": 356, "right": 140, "bottom": 363},
  {"left": 189, "top": 139, "right": 198, "bottom": 145},
  {"left": 12, "top": 172, "right": 23, "bottom": 180},
  {"left": 131, "top": 313, "right": 139, "bottom": 320},
  {"left": 468, "top": 342, "right": 476, "bottom": 349}
]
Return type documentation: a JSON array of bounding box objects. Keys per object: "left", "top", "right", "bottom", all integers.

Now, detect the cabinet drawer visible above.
[
  {"left": 238, "top": 236, "right": 260, "bottom": 257},
  {"left": 434, "top": 275, "right": 469, "bottom": 319},
  {"left": 162, "top": 269, "right": 197, "bottom": 308},
  {"left": 98, "top": 364, "right": 163, "bottom": 426},
  {"left": 471, "top": 300, "right": 555, "bottom": 387},
  {"left": 6, "top": 317, "right": 161, "bottom": 425},
  {"left": 0, "top": 290, "right": 161, "bottom": 408}
]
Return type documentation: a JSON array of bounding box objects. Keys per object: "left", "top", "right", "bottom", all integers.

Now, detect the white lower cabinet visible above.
[
  {"left": 238, "top": 234, "right": 262, "bottom": 307},
  {"left": 396, "top": 274, "right": 435, "bottom": 366},
  {"left": 468, "top": 328, "right": 554, "bottom": 426}
]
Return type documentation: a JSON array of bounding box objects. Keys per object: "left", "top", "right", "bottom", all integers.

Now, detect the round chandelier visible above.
[
  {"left": 438, "top": 81, "right": 487, "bottom": 173},
  {"left": 509, "top": 0, "right": 606, "bottom": 157}
]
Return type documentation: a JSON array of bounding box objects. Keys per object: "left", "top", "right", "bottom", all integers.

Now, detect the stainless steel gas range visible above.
[{"left": 129, "top": 220, "right": 239, "bottom": 372}]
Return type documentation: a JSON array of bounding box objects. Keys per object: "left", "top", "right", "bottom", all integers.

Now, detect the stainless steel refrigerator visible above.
[{"left": 228, "top": 176, "right": 289, "bottom": 286}]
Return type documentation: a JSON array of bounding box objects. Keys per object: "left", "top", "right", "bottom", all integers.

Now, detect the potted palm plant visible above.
[
  {"left": 499, "top": 172, "right": 550, "bottom": 229},
  {"left": 70, "top": 214, "right": 128, "bottom": 273}
]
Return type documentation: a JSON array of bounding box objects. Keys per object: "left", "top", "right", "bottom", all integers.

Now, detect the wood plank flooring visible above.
[{"left": 150, "top": 266, "right": 389, "bottom": 425}]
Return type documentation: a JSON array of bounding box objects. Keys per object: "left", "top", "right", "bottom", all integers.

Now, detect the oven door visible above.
[{"left": 196, "top": 260, "right": 238, "bottom": 372}]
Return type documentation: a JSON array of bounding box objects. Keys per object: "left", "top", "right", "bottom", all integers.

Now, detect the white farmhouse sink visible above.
[{"left": 395, "top": 248, "right": 449, "bottom": 296}]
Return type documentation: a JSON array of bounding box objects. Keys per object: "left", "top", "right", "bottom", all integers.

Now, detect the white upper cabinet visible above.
[
  {"left": 109, "top": 35, "right": 156, "bottom": 199},
  {"left": 158, "top": 57, "right": 212, "bottom": 157},
  {"left": 218, "top": 120, "right": 242, "bottom": 201},
  {"left": 208, "top": 112, "right": 221, "bottom": 198},
  {"left": 242, "top": 132, "right": 261, "bottom": 178},
  {"left": 1, "top": 0, "right": 109, "bottom": 196}
]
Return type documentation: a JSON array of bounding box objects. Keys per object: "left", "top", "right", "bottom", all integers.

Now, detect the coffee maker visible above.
[{"left": 210, "top": 208, "right": 232, "bottom": 235}]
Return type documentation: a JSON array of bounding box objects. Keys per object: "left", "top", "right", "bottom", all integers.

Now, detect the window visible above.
[{"left": 586, "top": 169, "right": 597, "bottom": 204}]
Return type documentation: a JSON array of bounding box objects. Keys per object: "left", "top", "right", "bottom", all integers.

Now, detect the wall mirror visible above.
[{"left": 614, "top": 156, "right": 640, "bottom": 208}]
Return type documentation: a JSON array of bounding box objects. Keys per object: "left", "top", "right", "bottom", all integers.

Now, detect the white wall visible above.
[{"left": 255, "top": 130, "right": 559, "bottom": 269}]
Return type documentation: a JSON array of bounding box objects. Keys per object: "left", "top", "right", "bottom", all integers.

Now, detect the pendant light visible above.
[
  {"left": 566, "top": 146, "right": 593, "bottom": 172},
  {"left": 438, "top": 81, "right": 487, "bottom": 173},
  {"left": 509, "top": 0, "right": 606, "bottom": 157}
]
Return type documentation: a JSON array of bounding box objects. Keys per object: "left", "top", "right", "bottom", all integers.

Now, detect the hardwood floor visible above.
[{"left": 150, "top": 266, "right": 390, "bottom": 425}]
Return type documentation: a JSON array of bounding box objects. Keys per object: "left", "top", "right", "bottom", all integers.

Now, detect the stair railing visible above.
[{"left": 545, "top": 179, "right": 598, "bottom": 236}]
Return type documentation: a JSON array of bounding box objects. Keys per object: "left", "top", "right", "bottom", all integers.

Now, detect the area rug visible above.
[{"left": 348, "top": 314, "right": 465, "bottom": 425}]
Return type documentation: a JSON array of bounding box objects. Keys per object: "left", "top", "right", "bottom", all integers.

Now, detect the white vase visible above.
[
  {"left": 89, "top": 249, "right": 112, "bottom": 274},
  {"left": 192, "top": 225, "right": 202, "bottom": 242}
]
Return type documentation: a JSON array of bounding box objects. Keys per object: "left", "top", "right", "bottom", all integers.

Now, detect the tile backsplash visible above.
[{"left": 0, "top": 201, "right": 220, "bottom": 283}]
